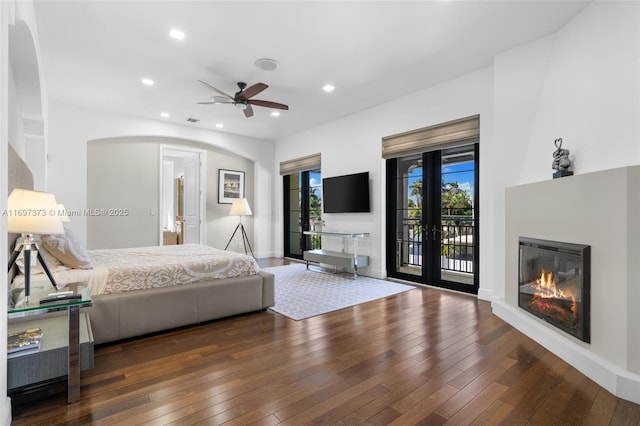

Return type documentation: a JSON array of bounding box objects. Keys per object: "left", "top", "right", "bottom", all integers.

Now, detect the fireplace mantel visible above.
[{"left": 496, "top": 166, "right": 640, "bottom": 404}]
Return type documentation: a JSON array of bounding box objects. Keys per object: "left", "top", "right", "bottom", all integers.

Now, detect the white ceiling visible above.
[{"left": 32, "top": 1, "right": 590, "bottom": 141}]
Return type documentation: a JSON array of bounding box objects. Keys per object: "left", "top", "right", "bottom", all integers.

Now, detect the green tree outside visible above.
[{"left": 406, "top": 178, "right": 473, "bottom": 253}]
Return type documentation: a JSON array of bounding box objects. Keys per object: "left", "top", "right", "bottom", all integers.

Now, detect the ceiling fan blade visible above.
[
  {"left": 249, "top": 99, "right": 289, "bottom": 110},
  {"left": 238, "top": 83, "right": 268, "bottom": 100},
  {"left": 197, "top": 80, "right": 234, "bottom": 100},
  {"left": 197, "top": 100, "right": 234, "bottom": 105},
  {"left": 244, "top": 104, "right": 254, "bottom": 118}
]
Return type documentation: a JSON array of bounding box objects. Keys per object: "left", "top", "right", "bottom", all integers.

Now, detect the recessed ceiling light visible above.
[
  {"left": 169, "top": 28, "right": 185, "bottom": 40},
  {"left": 255, "top": 58, "right": 279, "bottom": 71},
  {"left": 160, "top": 112, "right": 169, "bottom": 118},
  {"left": 322, "top": 84, "right": 335, "bottom": 93},
  {"left": 142, "top": 78, "right": 154, "bottom": 86},
  {"left": 215, "top": 123, "right": 224, "bottom": 128},
  {"left": 271, "top": 111, "right": 281, "bottom": 117}
]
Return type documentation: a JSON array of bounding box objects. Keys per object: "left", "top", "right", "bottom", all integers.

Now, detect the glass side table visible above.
[{"left": 8, "top": 282, "right": 92, "bottom": 403}]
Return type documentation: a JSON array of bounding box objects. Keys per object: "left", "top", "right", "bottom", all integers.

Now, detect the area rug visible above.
[{"left": 262, "top": 263, "right": 416, "bottom": 320}]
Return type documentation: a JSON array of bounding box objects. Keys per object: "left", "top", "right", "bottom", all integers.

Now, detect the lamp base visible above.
[
  {"left": 223, "top": 223, "right": 255, "bottom": 258},
  {"left": 8, "top": 234, "right": 59, "bottom": 303}
]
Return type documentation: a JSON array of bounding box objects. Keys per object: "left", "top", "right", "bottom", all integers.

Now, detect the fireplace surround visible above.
[
  {"left": 501, "top": 166, "right": 640, "bottom": 404},
  {"left": 518, "top": 237, "right": 590, "bottom": 343}
]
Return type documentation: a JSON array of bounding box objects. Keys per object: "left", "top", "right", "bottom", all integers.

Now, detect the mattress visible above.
[{"left": 11, "top": 244, "right": 259, "bottom": 296}]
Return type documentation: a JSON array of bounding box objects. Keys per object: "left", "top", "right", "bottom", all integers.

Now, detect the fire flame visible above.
[
  {"left": 536, "top": 270, "right": 563, "bottom": 298},
  {"left": 532, "top": 269, "right": 577, "bottom": 316}
]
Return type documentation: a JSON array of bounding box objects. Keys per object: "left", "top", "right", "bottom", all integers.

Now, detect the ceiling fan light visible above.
[{"left": 235, "top": 103, "right": 247, "bottom": 110}]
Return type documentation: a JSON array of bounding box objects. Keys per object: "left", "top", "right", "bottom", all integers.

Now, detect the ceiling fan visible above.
[{"left": 197, "top": 80, "right": 289, "bottom": 118}]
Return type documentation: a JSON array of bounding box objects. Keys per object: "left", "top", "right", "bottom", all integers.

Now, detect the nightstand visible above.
[{"left": 8, "top": 282, "right": 93, "bottom": 403}]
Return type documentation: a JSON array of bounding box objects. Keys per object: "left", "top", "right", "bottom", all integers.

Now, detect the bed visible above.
[{"left": 8, "top": 145, "right": 275, "bottom": 344}]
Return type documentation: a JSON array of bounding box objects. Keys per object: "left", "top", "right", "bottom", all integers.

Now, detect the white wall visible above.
[
  {"left": 275, "top": 68, "right": 495, "bottom": 291},
  {"left": 87, "top": 139, "right": 160, "bottom": 249},
  {"left": 204, "top": 148, "right": 256, "bottom": 252},
  {"left": 46, "top": 102, "right": 275, "bottom": 257},
  {"left": 86, "top": 136, "right": 256, "bottom": 251},
  {"left": 492, "top": 0, "right": 640, "bottom": 303},
  {"left": 7, "top": 63, "right": 25, "bottom": 158}
]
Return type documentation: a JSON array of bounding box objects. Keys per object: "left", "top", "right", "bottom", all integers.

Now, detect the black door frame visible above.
[
  {"left": 283, "top": 170, "right": 313, "bottom": 260},
  {"left": 386, "top": 143, "right": 479, "bottom": 294}
]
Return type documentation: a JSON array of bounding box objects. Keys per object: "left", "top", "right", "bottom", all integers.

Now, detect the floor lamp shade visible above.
[
  {"left": 229, "top": 198, "right": 252, "bottom": 216},
  {"left": 224, "top": 198, "right": 255, "bottom": 258},
  {"left": 7, "top": 189, "right": 65, "bottom": 235}
]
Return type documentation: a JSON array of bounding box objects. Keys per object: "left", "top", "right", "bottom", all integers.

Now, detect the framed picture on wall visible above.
[{"left": 218, "top": 169, "right": 245, "bottom": 204}]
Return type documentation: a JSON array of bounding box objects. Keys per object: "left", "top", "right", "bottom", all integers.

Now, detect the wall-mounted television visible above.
[{"left": 322, "top": 171, "right": 370, "bottom": 213}]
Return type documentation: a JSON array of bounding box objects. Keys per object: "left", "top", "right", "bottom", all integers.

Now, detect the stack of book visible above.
[{"left": 8, "top": 328, "right": 43, "bottom": 358}]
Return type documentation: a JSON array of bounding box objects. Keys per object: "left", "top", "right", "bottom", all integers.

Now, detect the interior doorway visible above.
[{"left": 160, "top": 146, "right": 205, "bottom": 245}]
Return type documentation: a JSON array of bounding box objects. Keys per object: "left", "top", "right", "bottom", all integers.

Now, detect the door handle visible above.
[{"left": 432, "top": 227, "right": 442, "bottom": 241}]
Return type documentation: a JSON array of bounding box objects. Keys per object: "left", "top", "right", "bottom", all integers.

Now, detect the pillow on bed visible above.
[
  {"left": 41, "top": 226, "right": 94, "bottom": 269},
  {"left": 14, "top": 238, "right": 69, "bottom": 275}
]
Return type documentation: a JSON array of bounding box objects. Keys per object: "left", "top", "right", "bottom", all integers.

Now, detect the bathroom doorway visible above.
[{"left": 160, "top": 146, "right": 205, "bottom": 245}]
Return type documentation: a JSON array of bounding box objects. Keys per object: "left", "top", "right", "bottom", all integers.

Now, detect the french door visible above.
[
  {"left": 283, "top": 169, "right": 322, "bottom": 259},
  {"left": 386, "top": 143, "right": 479, "bottom": 294}
]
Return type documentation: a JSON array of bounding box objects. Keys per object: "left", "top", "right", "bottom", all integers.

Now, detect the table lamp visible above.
[
  {"left": 7, "top": 189, "right": 64, "bottom": 301},
  {"left": 223, "top": 198, "right": 255, "bottom": 258}
]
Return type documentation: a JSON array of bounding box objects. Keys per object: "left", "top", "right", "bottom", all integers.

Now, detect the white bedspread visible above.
[{"left": 11, "top": 244, "right": 259, "bottom": 296}]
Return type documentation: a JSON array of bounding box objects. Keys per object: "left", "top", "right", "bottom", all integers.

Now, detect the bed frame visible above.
[{"left": 8, "top": 145, "right": 275, "bottom": 344}]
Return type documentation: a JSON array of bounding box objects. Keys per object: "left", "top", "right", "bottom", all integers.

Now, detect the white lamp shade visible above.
[
  {"left": 7, "top": 189, "right": 65, "bottom": 235},
  {"left": 229, "top": 198, "right": 252, "bottom": 216}
]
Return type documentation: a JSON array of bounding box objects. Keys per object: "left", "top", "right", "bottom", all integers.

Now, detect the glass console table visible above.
[
  {"left": 303, "top": 231, "right": 370, "bottom": 278},
  {"left": 8, "top": 282, "right": 92, "bottom": 403}
]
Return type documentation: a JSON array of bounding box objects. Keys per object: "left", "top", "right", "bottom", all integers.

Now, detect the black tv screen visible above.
[{"left": 322, "top": 172, "right": 370, "bottom": 213}]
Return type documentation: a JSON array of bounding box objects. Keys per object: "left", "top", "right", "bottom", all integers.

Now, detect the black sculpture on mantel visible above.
[{"left": 552, "top": 137, "right": 573, "bottom": 179}]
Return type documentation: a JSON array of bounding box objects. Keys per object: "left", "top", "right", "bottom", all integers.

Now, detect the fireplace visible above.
[{"left": 518, "top": 237, "right": 590, "bottom": 342}]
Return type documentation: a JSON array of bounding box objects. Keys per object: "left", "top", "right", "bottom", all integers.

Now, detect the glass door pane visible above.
[
  {"left": 439, "top": 145, "right": 476, "bottom": 287},
  {"left": 309, "top": 170, "right": 322, "bottom": 250},
  {"left": 393, "top": 154, "right": 423, "bottom": 277},
  {"left": 283, "top": 169, "right": 322, "bottom": 259}
]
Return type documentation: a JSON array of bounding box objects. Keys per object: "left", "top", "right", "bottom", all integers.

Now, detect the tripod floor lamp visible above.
[
  {"left": 224, "top": 198, "right": 255, "bottom": 258},
  {"left": 7, "top": 189, "right": 65, "bottom": 302}
]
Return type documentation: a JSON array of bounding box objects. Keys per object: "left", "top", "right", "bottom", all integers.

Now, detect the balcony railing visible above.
[{"left": 399, "top": 213, "right": 474, "bottom": 274}]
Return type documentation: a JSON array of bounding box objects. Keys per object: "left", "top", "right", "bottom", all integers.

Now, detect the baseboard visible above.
[
  {"left": 492, "top": 297, "right": 640, "bottom": 404},
  {"left": 2, "top": 396, "right": 11, "bottom": 426},
  {"left": 477, "top": 288, "right": 493, "bottom": 301},
  {"left": 254, "top": 250, "right": 278, "bottom": 259},
  {"left": 368, "top": 268, "right": 385, "bottom": 280}
]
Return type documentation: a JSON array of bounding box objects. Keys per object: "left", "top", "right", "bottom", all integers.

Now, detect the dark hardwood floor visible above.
[{"left": 10, "top": 258, "right": 640, "bottom": 425}]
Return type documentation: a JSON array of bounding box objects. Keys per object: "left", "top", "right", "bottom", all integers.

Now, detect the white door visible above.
[{"left": 183, "top": 153, "right": 201, "bottom": 244}]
